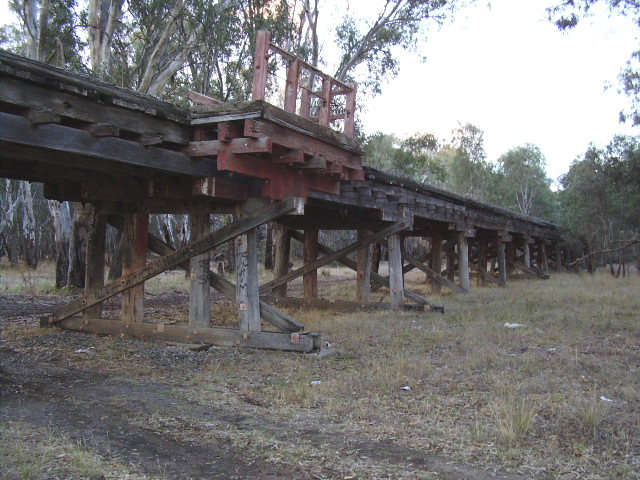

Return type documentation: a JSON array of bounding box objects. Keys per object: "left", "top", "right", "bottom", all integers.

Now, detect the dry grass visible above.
[
  {"left": 2, "top": 266, "right": 639, "bottom": 479},
  {"left": 0, "top": 421, "right": 157, "bottom": 480}
]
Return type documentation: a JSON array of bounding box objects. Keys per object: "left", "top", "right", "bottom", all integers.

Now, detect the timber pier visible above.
[{"left": 0, "top": 33, "right": 560, "bottom": 353}]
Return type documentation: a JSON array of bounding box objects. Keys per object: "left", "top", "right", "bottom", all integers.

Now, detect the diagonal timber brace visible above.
[
  {"left": 400, "top": 248, "right": 466, "bottom": 294},
  {"left": 287, "top": 228, "right": 431, "bottom": 306},
  {"left": 46, "top": 198, "right": 304, "bottom": 324},
  {"left": 470, "top": 265, "right": 501, "bottom": 284},
  {"left": 507, "top": 259, "right": 549, "bottom": 279},
  {"left": 106, "top": 216, "right": 304, "bottom": 333},
  {"left": 260, "top": 222, "right": 409, "bottom": 294}
]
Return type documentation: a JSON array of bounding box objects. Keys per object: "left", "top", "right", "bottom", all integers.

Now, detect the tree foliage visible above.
[
  {"left": 492, "top": 144, "right": 559, "bottom": 220},
  {"left": 558, "top": 135, "right": 640, "bottom": 254},
  {"left": 547, "top": 0, "right": 640, "bottom": 125},
  {"left": 334, "top": 0, "right": 460, "bottom": 94}
]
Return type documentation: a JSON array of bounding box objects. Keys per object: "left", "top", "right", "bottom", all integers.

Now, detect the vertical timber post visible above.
[
  {"left": 476, "top": 237, "right": 488, "bottom": 287},
  {"left": 272, "top": 223, "right": 290, "bottom": 298},
  {"left": 121, "top": 213, "right": 149, "bottom": 322},
  {"left": 84, "top": 212, "right": 106, "bottom": 319},
  {"left": 446, "top": 239, "right": 456, "bottom": 284},
  {"left": 303, "top": 228, "right": 319, "bottom": 300},
  {"left": 430, "top": 233, "right": 443, "bottom": 293},
  {"left": 252, "top": 30, "right": 270, "bottom": 101},
  {"left": 540, "top": 241, "right": 550, "bottom": 275},
  {"left": 235, "top": 205, "right": 261, "bottom": 333},
  {"left": 189, "top": 211, "right": 211, "bottom": 328},
  {"left": 506, "top": 242, "right": 516, "bottom": 276},
  {"left": 497, "top": 239, "right": 507, "bottom": 286},
  {"left": 388, "top": 233, "right": 404, "bottom": 310},
  {"left": 555, "top": 242, "right": 562, "bottom": 271},
  {"left": 458, "top": 232, "right": 471, "bottom": 293},
  {"left": 356, "top": 229, "right": 373, "bottom": 302},
  {"left": 523, "top": 237, "right": 531, "bottom": 269}
]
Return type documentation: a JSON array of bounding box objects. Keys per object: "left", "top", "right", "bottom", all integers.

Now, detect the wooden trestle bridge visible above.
[{"left": 0, "top": 32, "right": 560, "bottom": 353}]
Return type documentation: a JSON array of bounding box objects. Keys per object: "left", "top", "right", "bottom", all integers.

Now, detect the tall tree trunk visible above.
[
  {"left": 19, "top": 181, "right": 38, "bottom": 269},
  {"left": 47, "top": 200, "right": 71, "bottom": 288}
]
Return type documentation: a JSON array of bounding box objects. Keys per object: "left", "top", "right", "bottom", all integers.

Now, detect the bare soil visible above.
[{"left": 1, "top": 291, "right": 530, "bottom": 480}]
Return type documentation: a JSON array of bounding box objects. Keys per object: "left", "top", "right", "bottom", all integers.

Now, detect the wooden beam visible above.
[
  {"left": 458, "top": 232, "right": 470, "bottom": 293},
  {"left": 52, "top": 317, "right": 319, "bottom": 353},
  {"left": 470, "top": 265, "right": 500, "bottom": 284},
  {"left": 189, "top": 211, "right": 211, "bottom": 328},
  {"left": 272, "top": 223, "right": 291, "bottom": 298},
  {"left": 0, "top": 113, "right": 215, "bottom": 177},
  {"left": 430, "top": 234, "right": 443, "bottom": 293},
  {"left": 47, "top": 198, "right": 303, "bottom": 323},
  {"left": 356, "top": 229, "right": 372, "bottom": 302},
  {"left": 401, "top": 249, "right": 466, "bottom": 294},
  {"left": 303, "top": 228, "right": 319, "bottom": 300},
  {"left": 123, "top": 219, "right": 303, "bottom": 333},
  {"left": 184, "top": 137, "right": 273, "bottom": 157},
  {"left": 121, "top": 214, "right": 149, "bottom": 322},
  {"left": 497, "top": 240, "right": 507, "bottom": 286},
  {"left": 263, "top": 296, "right": 436, "bottom": 313},
  {"left": 289, "top": 229, "right": 430, "bottom": 305},
  {"left": 387, "top": 233, "right": 404, "bottom": 309},
  {"left": 252, "top": 30, "right": 271, "bottom": 101},
  {"left": 84, "top": 212, "right": 106, "bottom": 319},
  {"left": 0, "top": 75, "right": 190, "bottom": 144},
  {"left": 235, "top": 225, "right": 261, "bottom": 332},
  {"left": 261, "top": 222, "right": 409, "bottom": 295},
  {"left": 187, "top": 91, "right": 223, "bottom": 105},
  {"left": 507, "top": 259, "right": 550, "bottom": 279}
]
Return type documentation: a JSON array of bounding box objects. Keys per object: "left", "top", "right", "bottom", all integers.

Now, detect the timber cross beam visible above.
[{"left": 45, "top": 198, "right": 304, "bottom": 324}]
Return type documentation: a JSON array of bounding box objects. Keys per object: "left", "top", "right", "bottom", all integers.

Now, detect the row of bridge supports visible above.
[
  {"left": 46, "top": 200, "right": 558, "bottom": 353},
  {"left": 271, "top": 224, "right": 556, "bottom": 311}
]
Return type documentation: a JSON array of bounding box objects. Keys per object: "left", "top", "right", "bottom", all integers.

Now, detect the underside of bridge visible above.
[{"left": 0, "top": 35, "right": 561, "bottom": 353}]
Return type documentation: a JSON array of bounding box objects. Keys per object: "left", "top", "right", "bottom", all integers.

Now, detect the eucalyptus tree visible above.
[
  {"left": 492, "top": 144, "right": 558, "bottom": 220},
  {"left": 558, "top": 135, "right": 640, "bottom": 265}
]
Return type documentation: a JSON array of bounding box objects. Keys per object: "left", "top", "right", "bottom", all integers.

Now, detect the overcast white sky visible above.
[
  {"left": 1, "top": 0, "right": 636, "bottom": 184},
  {"left": 333, "top": 0, "right": 638, "bottom": 183}
]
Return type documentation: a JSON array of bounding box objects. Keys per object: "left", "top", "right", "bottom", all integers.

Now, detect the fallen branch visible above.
[{"left": 568, "top": 238, "right": 640, "bottom": 267}]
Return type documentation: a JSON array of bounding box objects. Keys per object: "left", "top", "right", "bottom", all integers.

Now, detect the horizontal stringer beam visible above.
[{"left": 45, "top": 197, "right": 304, "bottom": 324}]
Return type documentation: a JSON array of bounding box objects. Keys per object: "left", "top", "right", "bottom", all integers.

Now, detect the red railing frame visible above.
[{"left": 252, "top": 30, "right": 357, "bottom": 137}]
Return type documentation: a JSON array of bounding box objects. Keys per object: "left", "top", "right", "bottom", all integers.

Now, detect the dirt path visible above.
[{"left": 1, "top": 293, "right": 533, "bottom": 480}]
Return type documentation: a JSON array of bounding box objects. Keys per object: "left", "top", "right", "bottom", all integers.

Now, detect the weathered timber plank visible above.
[
  {"left": 262, "top": 296, "right": 434, "bottom": 313},
  {"left": 48, "top": 198, "right": 303, "bottom": 323},
  {"left": 184, "top": 137, "right": 273, "bottom": 157},
  {"left": 0, "top": 113, "right": 215, "bottom": 178},
  {"left": 288, "top": 230, "right": 430, "bottom": 305},
  {"left": 244, "top": 119, "right": 362, "bottom": 171},
  {"left": 260, "top": 222, "right": 409, "bottom": 294},
  {"left": 190, "top": 100, "right": 362, "bottom": 153},
  {"left": 0, "top": 51, "right": 189, "bottom": 125},
  {"left": 401, "top": 249, "right": 466, "bottom": 294},
  {"left": 54, "top": 317, "right": 319, "bottom": 353}
]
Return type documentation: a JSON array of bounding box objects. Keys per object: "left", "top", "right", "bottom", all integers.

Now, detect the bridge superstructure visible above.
[{"left": 0, "top": 39, "right": 560, "bottom": 352}]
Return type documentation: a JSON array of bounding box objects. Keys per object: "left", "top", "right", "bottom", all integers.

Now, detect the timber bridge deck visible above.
[{"left": 0, "top": 37, "right": 560, "bottom": 353}]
